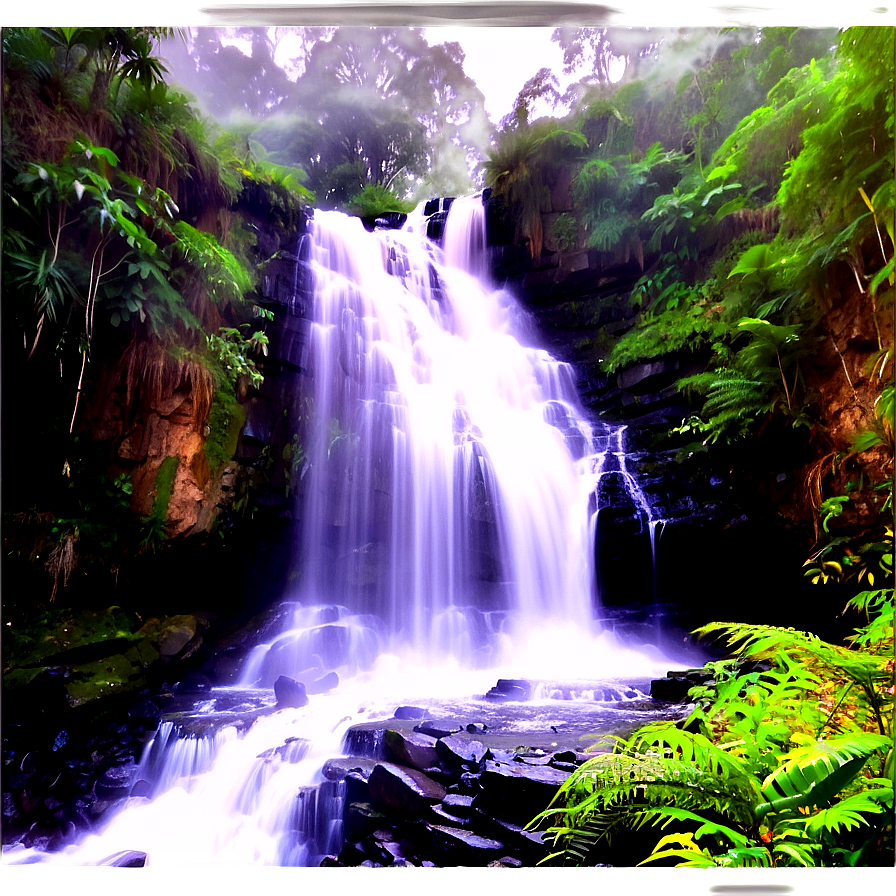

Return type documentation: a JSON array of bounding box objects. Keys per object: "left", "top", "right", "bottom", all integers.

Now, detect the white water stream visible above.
[{"left": 4, "top": 195, "right": 679, "bottom": 868}]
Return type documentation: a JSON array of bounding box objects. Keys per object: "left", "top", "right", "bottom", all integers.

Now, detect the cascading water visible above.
[{"left": 4, "top": 196, "right": 679, "bottom": 868}]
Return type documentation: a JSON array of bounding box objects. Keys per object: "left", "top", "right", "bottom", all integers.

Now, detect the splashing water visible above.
[{"left": 4, "top": 196, "right": 681, "bottom": 868}]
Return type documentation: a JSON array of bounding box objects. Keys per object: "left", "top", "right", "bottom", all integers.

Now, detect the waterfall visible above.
[
  {"left": 4, "top": 198, "right": 675, "bottom": 868},
  {"left": 258, "top": 202, "right": 608, "bottom": 677}
]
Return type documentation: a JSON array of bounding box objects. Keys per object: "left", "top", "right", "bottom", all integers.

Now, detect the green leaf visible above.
[{"left": 757, "top": 733, "right": 890, "bottom": 818}]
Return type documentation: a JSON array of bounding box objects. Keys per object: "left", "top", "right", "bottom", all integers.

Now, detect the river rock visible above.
[
  {"left": 139, "top": 614, "right": 200, "bottom": 658},
  {"left": 435, "top": 734, "right": 488, "bottom": 773},
  {"left": 383, "top": 729, "right": 439, "bottom": 772},
  {"left": 368, "top": 763, "right": 446, "bottom": 818},
  {"left": 94, "top": 763, "right": 136, "bottom": 800},
  {"left": 413, "top": 720, "right": 462, "bottom": 738},
  {"left": 442, "top": 793, "right": 474, "bottom": 817},
  {"left": 422, "top": 823, "right": 504, "bottom": 866},
  {"left": 489, "top": 856, "right": 523, "bottom": 867},
  {"left": 97, "top": 850, "right": 147, "bottom": 867},
  {"left": 485, "top": 678, "right": 532, "bottom": 702},
  {"left": 477, "top": 760, "right": 571, "bottom": 824},
  {"left": 344, "top": 802, "right": 391, "bottom": 843},
  {"left": 429, "top": 804, "right": 470, "bottom": 827},
  {"left": 306, "top": 671, "right": 339, "bottom": 695},
  {"left": 472, "top": 808, "right": 549, "bottom": 863},
  {"left": 393, "top": 705, "right": 430, "bottom": 720},
  {"left": 274, "top": 675, "right": 308, "bottom": 708}
]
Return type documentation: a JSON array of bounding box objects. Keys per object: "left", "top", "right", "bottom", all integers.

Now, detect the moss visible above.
[
  {"left": 151, "top": 455, "right": 179, "bottom": 523},
  {"left": 1, "top": 605, "right": 148, "bottom": 692},
  {"left": 205, "top": 381, "right": 246, "bottom": 473}
]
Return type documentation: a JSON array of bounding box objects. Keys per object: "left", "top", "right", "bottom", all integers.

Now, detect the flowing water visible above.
[{"left": 4, "top": 196, "right": 684, "bottom": 867}]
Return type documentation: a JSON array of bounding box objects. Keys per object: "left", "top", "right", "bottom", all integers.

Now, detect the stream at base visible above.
[{"left": 3, "top": 196, "right": 694, "bottom": 867}]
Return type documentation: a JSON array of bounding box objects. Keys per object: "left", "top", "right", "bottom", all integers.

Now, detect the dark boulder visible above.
[
  {"left": 429, "top": 804, "right": 470, "bottom": 827},
  {"left": 472, "top": 808, "right": 549, "bottom": 864},
  {"left": 94, "top": 763, "right": 136, "bottom": 800},
  {"left": 97, "top": 850, "right": 147, "bottom": 867},
  {"left": 485, "top": 679, "right": 532, "bottom": 702},
  {"left": 476, "top": 760, "right": 570, "bottom": 824},
  {"left": 344, "top": 802, "right": 391, "bottom": 843},
  {"left": 488, "top": 856, "right": 523, "bottom": 867},
  {"left": 436, "top": 734, "right": 488, "bottom": 774},
  {"left": 442, "top": 793, "right": 474, "bottom": 818},
  {"left": 650, "top": 677, "right": 692, "bottom": 702},
  {"left": 273, "top": 675, "right": 308, "bottom": 709},
  {"left": 383, "top": 729, "right": 439, "bottom": 773},
  {"left": 368, "top": 763, "right": 446, "bottom": 818},
  {"left": 394, "top": 706, "right": 430, "bottom": 720},
  {"left": 422, "top": 823, "right": 504, "bottom": 866},
  {"left": 413, "top": 720, "right": 462, "bottom": 738}
]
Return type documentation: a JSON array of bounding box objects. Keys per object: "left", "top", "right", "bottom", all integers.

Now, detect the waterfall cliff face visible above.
[{"left": 240, "top": 200, "right": 607, "bottom": 684}]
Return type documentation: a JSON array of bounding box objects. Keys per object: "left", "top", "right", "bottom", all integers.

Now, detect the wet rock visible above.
[
  {"left": 337, "top": 842, "right": 368, "bottom": 866},
  {"left": 274, "top": 675, "right": 308, "bottom": 709},
  {"left": 344, "top": 802, "right": 391, "bottom": 843},
  {"left": 485, "top": 679, "right": 532, "bottom": 702},
  {"left": 343, "top": 724, "right": 385, "bottom": 758},
  {"left": 649, "top": 677, "right": 691, "bottom": 702},
  {"left": 23, "top": 818, "right": 75, "bottom": 852},
  {"left": 453, "top": 771, "right": 484, "bottom": 795},
  {"left": 442, "top": 793, "right": 474, "bottom": 817},
  {"left": 322, "top": 758, "right": 378, "bottom": 806},
  {"left": 127, "top": 699, "right": 161, "bottom": 719},
  {"left": 20, "top": 751, "right": 44, "bottom": 775},
  {"left": 97, "top": 850, "right": 147, "bottom": 867},
  {"left": 361, "top": 838, "right": 395, "bottom": 865},
  {"left": 383, "top": 729, "right": 440, "bottom": 773},
  {"left": 394, "top": 705, "right": 430, "bottom": 720},
  {"left": 371, "top": 831, "right": 412, "bottom": 865},
  {"left": 139, "top": 615, "right": 200, "bottom": 658},
  {"left": 488, "top": 856, "right": 523, "bottom": 867},
  {"left": 472, "top": 809, "right": 549, "bottom": 863},
  {"left": 129, "top": 779, "right": 153, "bottom": 798},
  {"left": 94, "top": 763, "right": 136, "bottom": 800},
  {"left": 429, "top": 804, "right": 470, "bottom": 827},
  {"left": 423, "top": 823, "right": 504, "bottom": 866},
  {"left": 413, "top": 720, "right": 462, "bottom": 739},
  {"left": 368, "top": 763, "right": 446, "bottom": 818},
  {"left": 306, "top": 671, "right": 339, "bottom": 695},
  {"left": 321, "top": 757, "right": 378, "bottom": 782},
  {"left": 477, "top": 760, "right": 570, "bottom": 824},
  {"left": 436, "top": 734, "right": 488, "bottom": 773}
]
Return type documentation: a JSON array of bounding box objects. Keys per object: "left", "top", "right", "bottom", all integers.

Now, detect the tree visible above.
[
  {"left": 405, "top": 39, "right": 491, "bottom": 195},
  {"left": 552, "top": 26, "right": 679, "bottom": 95},
  {"left": 161, "top": 27, "right": 297, "bottom": 121}
]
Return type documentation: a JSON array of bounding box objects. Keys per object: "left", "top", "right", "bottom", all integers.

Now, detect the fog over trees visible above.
[{"left": 161, "top": 27, "right": 492, "bottom": 204}]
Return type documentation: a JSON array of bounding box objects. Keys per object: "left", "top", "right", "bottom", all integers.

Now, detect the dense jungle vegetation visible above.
[{"left": 1, "top": 24, "right": 893, "bottom": 868}]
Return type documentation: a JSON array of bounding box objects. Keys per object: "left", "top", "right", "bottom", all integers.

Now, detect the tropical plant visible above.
[{"left": 533, "top": 591, "right": 894, "bottom": 867}]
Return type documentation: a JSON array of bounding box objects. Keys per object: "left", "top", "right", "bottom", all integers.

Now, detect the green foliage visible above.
[
  {"left": 346, "top": 183, "right": 415, "bottom": 218},
  {"left": 171, "top": 221, "right": 252, "bottom": 306},
  {"left": 604, "top": 288, "right": 728, "bottom": 373},
  {"left": 550, "top": 212, "right": 578, "bottom": 251},
  {"left": 204, "top": 380, "right": 246, "bottom": 473},
  {"left": 535, "top": 595, "right": 894, "bottom": 867},
  {"left": 143, "top": 455, "right": 178, "bottom": 547},
  {"left": 205, "top": 324, "right": 268, "bottom": 389}
]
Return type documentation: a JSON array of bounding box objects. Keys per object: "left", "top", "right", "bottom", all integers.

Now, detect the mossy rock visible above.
[
  {"left": 138, "top": 613, "right": 207, "bottom": 659},
  {"left": 63, "top": 643, "right": 159, "bottom": 708},
  {"left": 2, "top": 606, "right": 145, "bottom": 690}
]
